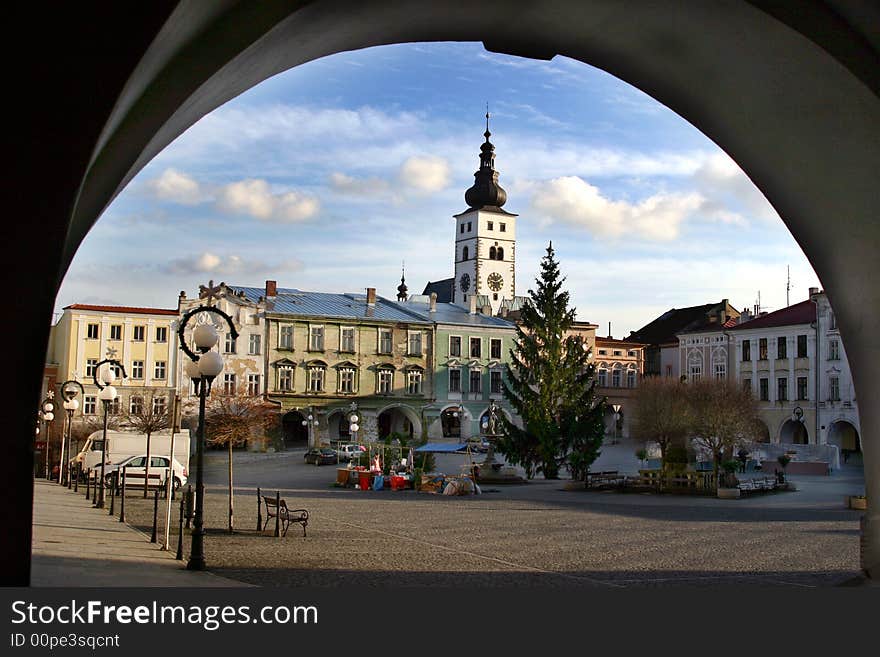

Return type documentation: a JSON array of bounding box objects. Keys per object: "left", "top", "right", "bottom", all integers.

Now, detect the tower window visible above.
[
  {"left": 463, "top": 246, "right": 469, "bottom": 261},
  {"left": 467, "top": 222, "right": 472, "bottom": 232},
  {"left": 489, "top": 246, "right": 497, "bottom": 259},
  {"left": 496, "top": 247, "right": 504, "bottom": 260},
  {"left": 500, "top": 223, "right": 506, "bottom": 232},
  {"left": 460, "top": 223, "right": 465, "bottom": 234},
  {"left": 487, "top": 221, "right": 493, "bottom": 230}
]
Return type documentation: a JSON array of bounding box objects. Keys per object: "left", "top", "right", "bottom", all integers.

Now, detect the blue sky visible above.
[{"left": 56, "top": 42, "right": 820, "bottom": 336}]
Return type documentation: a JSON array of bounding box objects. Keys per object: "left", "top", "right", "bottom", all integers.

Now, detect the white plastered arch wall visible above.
[{"left": 26, "top": 1, "right": 879, "bottom": 579}]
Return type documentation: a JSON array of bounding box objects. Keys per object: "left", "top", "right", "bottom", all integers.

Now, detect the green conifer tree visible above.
[{"left": 497, "top": 243, "right": 605, "bottom": 479}]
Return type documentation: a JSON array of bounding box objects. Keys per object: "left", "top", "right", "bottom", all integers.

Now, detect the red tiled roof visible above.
[
  {"left": 64, "top": 304, "right": 178, "bottom": 316},
  {"left": 722, "top": 317, "right": 738, "bottom": 328},
  {"left": 596, "top": 336, "right": 646, "bottom": 347},
  {"left": 728, "top": 299, "right": 815, "bottom": 330}
]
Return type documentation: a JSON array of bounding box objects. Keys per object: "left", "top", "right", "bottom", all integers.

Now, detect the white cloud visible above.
[
  {"left": 147, "top": 168, "right": 203, "bottom": 204},
  {"left": 329, "top": 172, "right": 390, "bottom": 196},
  {"left": 530, "top": 176, "right": 703, "bottom": 241},
  {"left": 398, "top": 156, "right": 451, "bottom": 193},
  {"left": 215, "top": 179, "right": 319, "bottom": 222},
  {"left": 164, "top": 251, "right": 303, "bottom": 276},
  {"left": 691, "top": 153, "right": 778, "bottom": 223}
]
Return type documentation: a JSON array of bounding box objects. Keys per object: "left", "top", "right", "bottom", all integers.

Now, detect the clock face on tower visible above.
[
  {"left": 459, "top": 273, "right": 471, "bottom": 293},
  {"left": 487, "top": 272, "right": 504, "bottom": 292}
]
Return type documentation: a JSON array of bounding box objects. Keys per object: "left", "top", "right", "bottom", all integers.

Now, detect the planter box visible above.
[
  {"left": 848, "top": 495, "right": 867, "bottom": 510},
  {"left": 717, "top": 487, "right": 741, "bottom": 499}
]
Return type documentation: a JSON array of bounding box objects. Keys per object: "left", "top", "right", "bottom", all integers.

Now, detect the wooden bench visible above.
[
  {"left": 738, "top": 477, "right": 778, "bottom": 494},
  {"left": 585, "top": 471, "right": 623, "bottom": 488},
  {"left": 262, "top": 496, "right": 309, "bottom": 537}
]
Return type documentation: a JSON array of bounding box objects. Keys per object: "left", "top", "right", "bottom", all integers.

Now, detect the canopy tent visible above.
[{"left": 413, "top": 442, "right": 469, "bottom": 453}]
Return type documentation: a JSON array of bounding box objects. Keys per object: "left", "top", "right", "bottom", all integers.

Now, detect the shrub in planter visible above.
[{"left": 719, "top": 459, "right": 740, "bottom": 488}]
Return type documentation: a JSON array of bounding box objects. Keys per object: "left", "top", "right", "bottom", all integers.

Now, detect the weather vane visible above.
[{"left": 199, "top": 279, "right": 223, "bottom": 307}]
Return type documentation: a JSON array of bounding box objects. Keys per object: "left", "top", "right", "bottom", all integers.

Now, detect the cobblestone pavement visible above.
[{"left": 116, "top": 454, "right": 866, "bottom": 588}]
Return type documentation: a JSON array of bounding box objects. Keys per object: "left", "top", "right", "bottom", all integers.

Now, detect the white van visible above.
[{"left": 72, "top": 429, "right": 190, "bottom": 475}]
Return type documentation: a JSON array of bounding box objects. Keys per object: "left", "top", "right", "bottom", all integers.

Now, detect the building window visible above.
[
  {"left": 797, "top": 376, "right": 808, "bottom": 401},
  {"left": 278, "top": 367, "right": 293, "bottom": 392},
  {"left": 829, "top": 311, "right": 836, "bottom": 330},
  {"left": 110, "top": 324, "right": 122, "bottom": 340},
  {"left": 379, "top": 329, "right": 393, "bottom": 355},
  {"left": 777, "top": 337, "right": 787, "bottom": 359},
  {"left": 338, "top": 368, "right": 355, "bottom": 394},
  {"left": 86, "top": 323, "right": 99, "bottom": 339},
  {"left": 467, "top": 222, "right": 472, "bottom": 232},
  {"left": 487, "top": 221, "right": 494, "bottom": 230},
  {"left": 83, "top": 396, "right": 96, "bottom": 415},
  {"left": 829, "top": 376, "right": 840, "bottom": 401},
  {"left": 759, "top": 338, "right": 768, "bottom": 360},
  {"left": 462, "top": 246, "right": 469, "bottom": 260},
  {"left": 224, "top": 332, "right": 237, "bottom": 354},
  {"left": 759, "top": 378, "right": 769, "bottom": 401},
  {"left": 742, "top": 340, "right": 751, "bottom": 361},
  {"left": 490, "top": 338, "right": 502, "bottom": 360},
  {"left": 828, "top": 339, "right": 839, "bottom": 360},
  {"left": 133, "top": 326, "right": 145, "bottom": 341},
  {"left": 628, "top": 350, "right": 637, "bottom": 357},
  {"left": 154, "top": 361, "right": 166, "bottom": 379},
  {"left": 797, "top": 335, "right": 807, "bottom": 358},
  {"left": 307, "top": 367, "right": 324, "bottom": 393},
  {"left": 109, "top": 398, "right": 121, "bottom": 415},
  {"left": 131, "top": 361, "right": 144, "bottom": 379},
  {"left": 407, "top": 369, "right": 423, "bottom": 395},
  {"left": 155, "top": 326, "right": 168, "bottom": 343},
  {"left": 248, "top": 334, "right": 261, "bottom": 355},
  {"left": 598, "top": 349, "right": 607, "bottom": 356},
  {"left": 777, "top": 377, "right": 788, "bottom": 401},
  {"left": 309, "top": 326, "right": 324, "bottom": 351},
  {"left": 598, "top": 368, "right": 607, "bottom": 387},
  {"left": 489, "top": 246, "right": 497, "bottom": 260},
  {"left": 460, "top": 223, "right": 465, "bottom": 234},
  {"left": 469, "top": 369, "right": 482, "bottom": 395},
  {"left": 129, "top": 396, "right": 144, "bottom": 415},
  {"left": 408, "top": 331, "right": 422, "bottom": 356},
  {"left": 469, "top": 337, "right": 481, "bottom": 358},
  {"left": 714, "top": 363, "right": 726, "bottom": 380},
  {"left": 613, "top": 350, "right": 622, "bottom": 356},
  {"left": 86, "top": 359, "right": 97, "bottom": 378},
  {"left": 490, "top": 370, "right": 503, "bottom": 394},
  {"left": 449, "top": 336, "right": 462, "bottom": 357},
  {"left": 378, "top": 369, "right": 393, "bottom": 394},
  {"left": 500, "top": 223, "right": 506, "bottom": 232},
  {"left": 627, "top": 370, "right": 636, "bottom": 388},
  {"left": 340, "top": 327, "right": 355, "bottom": 353},
  {"left": 247, "top": 374, "right": 261, "bottom": 396},
  {"left": 743, "top": 378, "right": 752, "bottom": 393},
  {"left": 449, "top": 369, "right": 461, "bottom": 393},
  {"left": 150, "top": 396, "right": 165, "bottom": 415},
  {"left": 279, "top": 325, "right": 293, "bottom": 350},
  {"left": 223, "top": 373, "right": 236, "bottom": 395},
  {"left": 496, "top": 247, "right": 504, "bottom": 260},
  {"left": 612, "top": 368, "right": 621, "bottom": 387},
  {"left": 688, "top": 353, "right": 702, "bottom": 381}
]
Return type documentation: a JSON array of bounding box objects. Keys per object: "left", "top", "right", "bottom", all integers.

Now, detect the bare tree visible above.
[
  {"left": 631, "top": 376, "right": 692, "bottom": 466},
  {"left": 686, "top": 379, "right": 761, "bottom": 488},
  {"left": 204, "top": 390, "right": 277, "bottom": 533},
  {"left": 126, "top": 392, "right": 171, "bottom": 497}
]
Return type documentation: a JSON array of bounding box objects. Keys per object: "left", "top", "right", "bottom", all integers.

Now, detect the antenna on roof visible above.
[{"left": 786, "top": 265, "right": 791, "bottom": 307}]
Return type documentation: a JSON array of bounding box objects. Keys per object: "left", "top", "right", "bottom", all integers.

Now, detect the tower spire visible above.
[
  {"left": 464, "top": 108, "right": 507, "bottom": 210},
  {"left": 397, "top": 260, "right": 408, "bottom": 302}
]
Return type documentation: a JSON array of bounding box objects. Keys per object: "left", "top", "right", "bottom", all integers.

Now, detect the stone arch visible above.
[
  {"left": 376, "top": 403, "right": 422, "bottom": 441},
  {"left": 281, "top": 409, "right": 308, "bottom": 447},
  {"left": 827, "top": 420, "right": 860, "bottom": 453},
  {"left": 779, "top": 419, "right": 809, "bottom": 445},
  {"left": 753, "top": 418, "right": 771, "bottom": 443}
]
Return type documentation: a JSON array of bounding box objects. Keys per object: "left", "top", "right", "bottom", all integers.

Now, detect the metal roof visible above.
[
  {"left": 226, "top": 286, "right": 431, "bottom": 324},
  {"left": 399, "top": 300, "right": 517, "bottom": 329}
]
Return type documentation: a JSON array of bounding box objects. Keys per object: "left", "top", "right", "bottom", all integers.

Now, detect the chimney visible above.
[
  {"left": 178, "top": 290, "right": 186, "bottom": 300},
  {"left": 469, "top": 295, "right": 477, "bottom": 315},
  {"left": 366, "top": 287, "right": 376, "bottom": 306},
  {"left": 808, "top": 287, "right": 819, "bottom": 297},
  {"left": 265, "top": 280, "right": 277, "bottom": 298},
  {"left": 429, "top": 292, "right": 437, "bottom": 313}
]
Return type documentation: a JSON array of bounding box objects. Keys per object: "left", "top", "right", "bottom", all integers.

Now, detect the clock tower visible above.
[{"left": 453, "top": 113, "right": 517, "bottom": 315}]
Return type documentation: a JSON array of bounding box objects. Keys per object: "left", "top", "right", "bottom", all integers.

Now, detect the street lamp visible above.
[
  {"left": 59, "top": 380, "right": 85, "bottom": 488},
  {"left": 301, "top": 407, "right": 319, "bottom": 448},
  {"left": 38, "top": 392, "right": 55, "bottom": 479},
  {"left": 93, "top": 357, "right": 125, "bottom": 508},
  {"left": 611, "top": 404, "right": 622, "bottom": 445},
  {"left": 178, "top": 297, "right": 237, "bottom": 571},
  {"left": 349, "top": 401, "right": 360, "bottom": 445}
]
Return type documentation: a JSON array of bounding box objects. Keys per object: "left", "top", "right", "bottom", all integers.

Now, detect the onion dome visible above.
[
  {"left": 464, "top": 111, "right": 508, "bottom": 210},
  {"left": 396, "top": 267, "right": 408, "bottom": 302}
]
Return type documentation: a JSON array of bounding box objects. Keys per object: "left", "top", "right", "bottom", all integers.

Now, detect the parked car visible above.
[
  {"left": 336, "top": 443, "right": 367, "bottom": 461},
  {"left": 304, "top": 448, "right": 338, "bottom": 465},
  {"left": 104, "top": 454, "right": 188, "bottom": 489}
]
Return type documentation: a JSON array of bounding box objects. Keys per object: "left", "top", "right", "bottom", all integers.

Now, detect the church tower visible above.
[{"left": 452, "top": 113, "right": 517, "bottom": 315}]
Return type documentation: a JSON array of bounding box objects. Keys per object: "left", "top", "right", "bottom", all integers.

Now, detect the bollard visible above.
[
  {"left": 274, "top": 490, "right": 280, "bottom": 537},
  {"left": 176, "top": 496, "right": 184, "bottom": 560},
  {"left": 257, "top": 487, "right": 262, "bottom": 532},
  {"left": 119, "top": 467, "right": 126, "bottom": 523},
  {"left": 108, "top": 475, "right": 115, "bottom": 516},
  {"left": 151, "top": 489, "right": 159, "bottom": 543},
  {"left": 85, "top": 469, "right": 90, "bottom": 500},
  {"left": 164, "top": 468, "right": 170, "bottom": 499},
  {"left": 74, "top": 464, "right": 79, "bottom": 493},
  {"left": 184, "top": 485, "right": 193, "bottom": 529}
]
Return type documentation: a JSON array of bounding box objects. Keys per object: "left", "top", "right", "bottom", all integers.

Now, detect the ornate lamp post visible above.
[
  {"left": 178, "top": 283, "right": 237, "bottom": 571},
  {"left": 93, "top": 354, "right": 126, "bottom": 508},
  {"left": 38, "top": 392, "right": 55, "bottom": 479},
  {"left": 349, "top": 401, "right": 360, "bottom": 445},
  {"left": 59, "top": 380, "right": 85, "bottom": 487},
  {"left": 301, "top": 407, "right": 319, "bottom": 448}
]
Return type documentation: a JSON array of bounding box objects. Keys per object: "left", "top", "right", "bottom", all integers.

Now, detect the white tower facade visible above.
[{"left": 451, "top": 114, "right": 517, "bottom": 315}]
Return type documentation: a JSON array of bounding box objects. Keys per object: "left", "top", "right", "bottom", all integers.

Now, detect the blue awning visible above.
[{"left": 414, "top": 442, "right": 469, "bottom": 453}]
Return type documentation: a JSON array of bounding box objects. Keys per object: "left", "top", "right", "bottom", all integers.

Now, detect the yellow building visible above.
[{"left": 47, "top": 304, "right": 179, "bottom": 424}]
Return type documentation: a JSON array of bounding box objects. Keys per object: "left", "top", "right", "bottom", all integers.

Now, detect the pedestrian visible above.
[{"left": 737, "top": 448, "right": 748, "bottom": 473}]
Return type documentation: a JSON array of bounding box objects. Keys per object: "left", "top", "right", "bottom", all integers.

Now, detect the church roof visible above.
[
  {"left": 461, "top": 111, "right": 512, "bottom": 213},
  {"left": 421, "top": 278, "right": 454, "bottom": 303}
]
